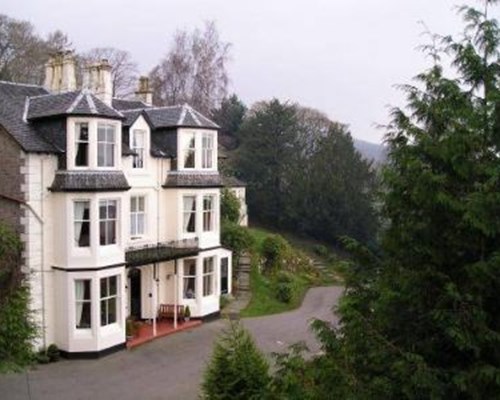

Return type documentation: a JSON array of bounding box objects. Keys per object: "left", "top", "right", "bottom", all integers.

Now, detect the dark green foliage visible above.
[
  {"left": 0, "top": 286, "right": 38, "bottom": 371},
  {"left": 236, "top": 99, "right": 377, "bottom": 245},
  {"left": 261, "top": 234, "right": 290, "bottom": 272},
  {"left": 210, "top": 94, "right": 247, "bottom": 142},
  {"left": 273, "top": 4, "right": 500, "bottom": 399},
  {"left": 220, "top": 188, "right": 241, "bottom": 223},
  {"left": 274, "top": 271, "right": 295, "bottom": 303},
  {"left": 201, "top": 321, "right": 271, "bottom": 400},
  {"left": 46, "top": 344, "right": 60, "bottom": 362},
  {"left": 0, "top": 224, "right": 37, "bottom": 372},
  {"left": 221, "top": 221, "right": 254, "bottom": 258}
]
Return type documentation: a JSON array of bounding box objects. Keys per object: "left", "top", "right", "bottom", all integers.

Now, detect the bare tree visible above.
[
  {"left": 150, "top": 21, "right": 230, "bottom": 114},
  {"left": 81, "top": 47, "right": 139, "bottom": 98}
]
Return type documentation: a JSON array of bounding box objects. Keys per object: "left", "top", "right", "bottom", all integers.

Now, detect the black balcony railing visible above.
[{"left": 125, "top": 238, "right": 199, "bottom": 267}]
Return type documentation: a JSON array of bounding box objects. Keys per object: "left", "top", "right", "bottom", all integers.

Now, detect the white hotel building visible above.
[{"left": 0, "top": 52, "right": 239, "bottom": 357}]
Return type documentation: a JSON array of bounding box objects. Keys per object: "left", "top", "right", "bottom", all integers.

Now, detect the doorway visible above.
[
  {"left": 129, "top": 268, "right": 142, "bottom": 319},
  {"left": 220, "top": 257, "right": 229, "bottom": 294}
]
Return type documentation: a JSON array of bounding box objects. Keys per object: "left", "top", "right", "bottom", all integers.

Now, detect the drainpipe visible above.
[
  {"left": 174, "top": 259, "right": 177, "bottom": 329},
  {"left": 153, "top": 263, "right": 157, "bottom": 337},
  {"left": 39, "top": 157, "right": 46, "bottom": 349}
]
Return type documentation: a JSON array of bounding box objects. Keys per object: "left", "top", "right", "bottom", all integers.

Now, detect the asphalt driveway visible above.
[{"left": 0, "top": 286, "right": 342, "bottom": 400}]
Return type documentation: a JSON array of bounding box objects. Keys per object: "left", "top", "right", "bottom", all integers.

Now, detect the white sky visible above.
[{"left": 3, "top": 0, "right": 497, "bottom": 143}]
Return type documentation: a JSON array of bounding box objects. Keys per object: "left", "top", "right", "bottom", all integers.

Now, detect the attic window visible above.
[
  {"left": 131, "top": 129, "right": 145, "bottom": 169},
  {"left": 183, "top": 133, "right": 195, "bottom": 168},
  {"left": 75, "top": 123, "right": 89, "bottom": 167},
  {"left": 97, "top": 123, "right": 116, "bottom": 167}
]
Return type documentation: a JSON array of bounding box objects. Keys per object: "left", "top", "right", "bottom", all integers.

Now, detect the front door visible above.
[{"left": 129, "top": 268, "right": 142, "bottom": 319}]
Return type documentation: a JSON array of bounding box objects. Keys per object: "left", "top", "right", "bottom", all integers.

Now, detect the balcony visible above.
[{"left": 125, "top": 238, "right": 199, "bottom": 267}]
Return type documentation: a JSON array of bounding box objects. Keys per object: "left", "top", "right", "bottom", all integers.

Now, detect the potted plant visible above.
[
  {"left": 126, "top": 317, "right": 136, "bottom": 340},
  {"left": 184, "top": 305, "right": 191, "bottom": 322}
]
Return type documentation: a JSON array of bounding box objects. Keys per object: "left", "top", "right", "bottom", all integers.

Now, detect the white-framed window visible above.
[
  {"left": 183, "top": 259, "right": 196, "bottom": 299},
  {"left": 74, "top": 200, "right": 91, "bottom": 247},
  {"left": 99, "top": 200, "right": 117, "bottom": 245},
  {"left": 131, "top": 129, "right": 145, "bottom": 169},
  {"left": 100, "top": 275, "right": 118, "bottom": 326},
  {"left": 130, "top": 196, "right": 146, "bottom": 238},
  {"left": 75, "top": 279, "right": 91, "bottom": 329},
  {"left": 183, "top": 133, "right": 195, "bottom": 168},
  {"left": 203, "top": 195, "right": 215, "bottom": 232},
  {"left": 203, "top": 257, "right": 215, "bottom": 296},
  {"left": 97, "top": 123, "right": 116, "bottom": 167},
  {"left": 202, "top": 133, "right": 213, "bottom": 169},
  {"left": 75, "top": 123, "right": 89, "bottom": 167},
  {"left": 183, "top": 195, "right": 196, "bottom": 233}
]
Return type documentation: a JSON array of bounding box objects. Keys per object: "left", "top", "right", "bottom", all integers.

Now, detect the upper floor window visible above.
[
  {"left": 183, "top": 196, "right": 196, "bottom": 233},
  {"left": 203, "top": 195, "right": 215, "bottom": 232},
  {"left": 99, "top": 200, "right": 117, "bottom": 245},
  {"left": 97, "top": 123, "right": 116, "bottom": 167},
  {"left": 131, "top": 129, "right": 145, "bottom": 169},
  {"left": 130, "top": 196, "right": 146, "bottom": 238},
  {"left": 74, "top": 200, "right": 90, "bottom": 247},
  {"left": 183, "top": 133, "right": 195, "bottom": 168},
  {"left": 202, "top": 133, "right": 214, "bottom": 169},
  {"left": 75, "top": 123, "right": 89, "bottom": 167},
  {"left": 100, "top": 276, "right": 118, "bottom": 326}
]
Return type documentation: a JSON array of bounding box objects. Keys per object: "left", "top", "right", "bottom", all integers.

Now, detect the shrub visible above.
[
  {"left": 202, "top": 321, "right": 270, "bottom": 399},
  {"left": 274, "top": 271, "right": 295, "bottom": 303},
  {"left": 261, "top": 234, "right": 290, "bottom": 272},
  {"left": 221, "top": 221, "right": 254, "bottom": 258},
  {"left": 313, "top": 244, "right": 329, "bottom": 258},
  {"left": 221, "top": 188, "right": 241, "bottom": 223},
  {"left": 46, "top": 344, "right": 60, "bottom": 362}
]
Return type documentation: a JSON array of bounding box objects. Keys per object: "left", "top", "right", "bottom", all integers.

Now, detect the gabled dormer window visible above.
[
  {"left": 202, "top": 133, "right": 214, "bottom": 168},
  {"left": 183, "top": 133, "right": 196, "bottom": 168},
  {"left": 97, "top": 123, "right": 116, "bottom": 167},
  {"left": 75, "top": 123, "right": 89, "bottom": 167},
  {"left": 131, "top": 129, "right": 145, "bottom": 169}
]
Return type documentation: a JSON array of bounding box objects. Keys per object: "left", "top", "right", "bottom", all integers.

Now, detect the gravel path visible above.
[{"left": 0, "top": 286, "right": 342, "bottom": 400}]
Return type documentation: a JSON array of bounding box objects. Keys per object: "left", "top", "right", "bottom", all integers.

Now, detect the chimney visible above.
[
  {"left": 44, "top": 51, "right": 77, "bottom": 93},
  {"left": 82, "top": 59, "right": 113, "bottom": 106},
  {"left": 135, "top": 76, "right": 153, "bottom": 106}
]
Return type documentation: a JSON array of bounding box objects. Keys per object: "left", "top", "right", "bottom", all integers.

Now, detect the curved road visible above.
[{"left": 0, "top": 286, "right": 342, "bottom": 400}]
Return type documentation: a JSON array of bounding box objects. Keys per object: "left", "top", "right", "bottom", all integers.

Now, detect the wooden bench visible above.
[{"left": 158, "top": 304, "right": 185, "bottom": 321}]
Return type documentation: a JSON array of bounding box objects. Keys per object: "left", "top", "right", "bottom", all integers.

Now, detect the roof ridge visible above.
[
  {"left": 186, "top": 105, "right": 201, "bottom": 126},
  {"left": 66, "top": 91, "right": 85, "bottom": 113},
  {"left": 0, "top": 80, "right": 44, "bottom": 89},
  {"left": 177, "top": 104, "right": 188, "bottom": 125},
  {"left": 29, "top": 90, "right": 80, "bottom": 100},
  {"left": 22, "top": 97, "right": 30, "bottom": 123},
  {"left": 85, "top": 93, "right": 98, "bottom": 114}
]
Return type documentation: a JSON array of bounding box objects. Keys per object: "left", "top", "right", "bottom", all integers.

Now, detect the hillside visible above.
[{"left": 353, "top": 139, "right": 387, "bottom": 164}]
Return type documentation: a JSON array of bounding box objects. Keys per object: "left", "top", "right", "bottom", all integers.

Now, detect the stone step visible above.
[
  {"left": 239, "top": 256, "right": 251, "bottom": 264},
  {"left": 237, "top": 266, "right": 251, "bottom": 272}
]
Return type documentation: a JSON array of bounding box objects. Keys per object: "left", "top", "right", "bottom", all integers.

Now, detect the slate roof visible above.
[
  {"left": 49, "top": 170, "right": 131, "bottom": 192},
  {"left": 222, "top": 175, "right": 247, "bottom": 187},
  {"left": 112, "top": 98, "right": 150, "bottom": 111},
  {"left": 0, "top": 81, "right": 58, "bottom": 152},
  {"left": 27, "top": 90, "right": 123, "bottom": 120},
  {"left": 163, "top": 172, "right": 223, "bottom": 188}
]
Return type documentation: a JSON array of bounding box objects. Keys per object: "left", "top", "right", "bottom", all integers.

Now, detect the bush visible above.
[
  {"left": 261, "top": 234, "right": 290, "bottom": 272},
  {"left": 313, "top": 244, "right": 329, "bottom": 258},
  {"left": 221, "top": 221, "right": 254, "bottom": 257},
  {"left": 202, "top": 321, "right": 270, "bottom": 399},
  {"left": 221, "top": 188, "right": 241, "bottom": 224},
  {"left": 274, "top": 272, "right": 295, "bottom": 303},
  {"left": 46, "top": 344, "right": 60, "bottom": 362}
]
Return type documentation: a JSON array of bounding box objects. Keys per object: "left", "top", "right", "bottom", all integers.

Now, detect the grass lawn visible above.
[{"left": 240, "top": 226, "right": 343, "bottom": 318}]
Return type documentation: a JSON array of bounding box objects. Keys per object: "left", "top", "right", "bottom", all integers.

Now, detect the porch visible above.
[{"left": 127, "top": 319, "right": 202, "bottom": 349}]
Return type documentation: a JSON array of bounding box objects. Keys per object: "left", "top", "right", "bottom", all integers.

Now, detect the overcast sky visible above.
[{"left": 3, "top": 0, "right": 497, "bottom": 143}]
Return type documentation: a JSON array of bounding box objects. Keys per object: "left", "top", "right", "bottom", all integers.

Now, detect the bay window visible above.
[
  {"left": 74, "top": 201, "right": 90, "bottom": 247},
  {"left": 183, "top": 196, "right": 196, "bottom": 233},
  {"left": 131, "top": 129, "right": 145, "bottom": 169},
  {"left": 75, "top": 123, "right": 89, "bottom": 167},
  {"left": 203, "top": 195, "right": 215, "bottom": 232},
  {"left": 97, "top": 123, "right": 116, "bottom": 167},
  {"left": 99, "top": 200, "right": 117, "bottom": 245},
  {"left": 183, "top": 259, "right": 196, "bottom": 299},
  {"left": 75, "top": 279, "right": 91, "bottom": 329},
  {"left": 100, "top": 276, "right": 118, "bottom": 326},
  {"left": 130, "top": 196, "right": 146, "bottom": 238},
  {"left": 203, "top": 257, "right": 215, "bottom": 296}
]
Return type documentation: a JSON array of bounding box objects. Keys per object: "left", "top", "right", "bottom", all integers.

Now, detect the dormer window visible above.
[
  {"left": 97, "top": 123, "right": 116, "bottom": 167},
  {"left": 75, "top": 123, "right": 89, "bottom": 167},
  {"left": 131, "top": 129, "right": 145, "bottom": 169},
  {"left": 202, "top": 133, "right": 214, "bottom": 168},
  {"left": 183, "top": 133, "right": 196, "bottom": 168}
]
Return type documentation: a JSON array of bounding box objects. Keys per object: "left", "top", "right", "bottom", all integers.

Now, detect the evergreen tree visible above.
[
  {"left": 294, "top": 3, "right": 500, "bottom": 399},
  {"left": 201, "top": 321, "right": 270, "bottom": 400}
]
